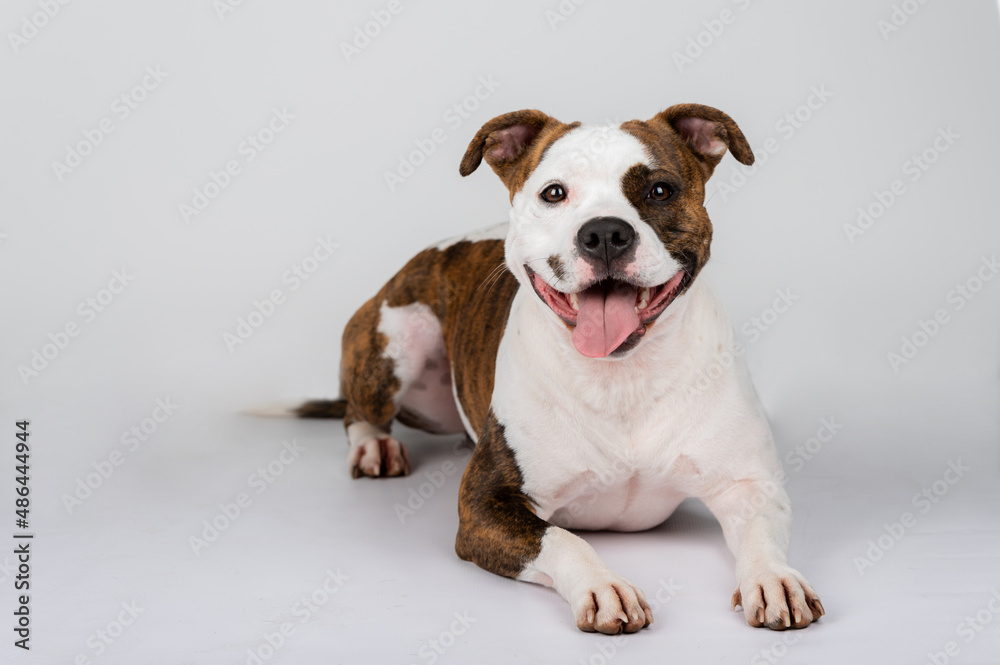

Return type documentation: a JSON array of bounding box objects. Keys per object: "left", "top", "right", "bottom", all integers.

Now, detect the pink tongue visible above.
[{"left": 572, "top": 283, "right": 640, "bottom": 357}]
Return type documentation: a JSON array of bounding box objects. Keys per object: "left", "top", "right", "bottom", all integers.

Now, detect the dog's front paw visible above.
[
  {"left": 732, "top": 565, "right": 824, "bottom": 630},
  {"left": 570, "top": 576, "right": 653, "bottom": 634},
  {"left": 347, "top": 433, "right": 410, "bottom": 478}
]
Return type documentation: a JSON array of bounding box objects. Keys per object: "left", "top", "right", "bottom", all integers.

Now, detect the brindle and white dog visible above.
[{"left": 291, "top": 105, "right": 824, "bottom": 634}]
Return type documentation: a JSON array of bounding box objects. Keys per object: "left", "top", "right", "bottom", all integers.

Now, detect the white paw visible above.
[
  {"left": 570, "top": 576, "right": 653, "bottom": 634},
  {"left": 348, "top": 434, "right": 410, "bottom": 478},
  {"left": 732, "top": 565, "right": 824, "bottom": 630}
]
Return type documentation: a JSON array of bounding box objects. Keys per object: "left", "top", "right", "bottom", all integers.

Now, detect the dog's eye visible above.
[
  {"left": 648, "top": 183, "right": 672, "bottom": 201},
  {"left": 540, "top": 184, "right": 566, "bottom": 203}
]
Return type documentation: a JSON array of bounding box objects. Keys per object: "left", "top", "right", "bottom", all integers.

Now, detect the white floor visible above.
[{"left": 16, "top": 380, "right": 1000, "bottom": 665}]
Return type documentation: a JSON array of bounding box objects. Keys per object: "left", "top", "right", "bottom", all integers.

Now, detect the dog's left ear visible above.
[
  {"left": 653, "top": 104, "right": 754, "bottom": 177},
  {"left": 460, "top": 109, "right": 574, "bottom": 199}
]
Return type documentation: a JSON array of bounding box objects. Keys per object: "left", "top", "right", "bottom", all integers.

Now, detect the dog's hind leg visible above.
[
  {"left": 339, "top": 295, "right": 465, "bottom": 478},
  {"left": 337, "top": 295, "right": 411, "bottom": 478}
]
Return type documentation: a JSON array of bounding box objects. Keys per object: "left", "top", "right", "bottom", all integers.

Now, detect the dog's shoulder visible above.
[{"left": 374, "top": 223, "right": 514, "bottom": 314}]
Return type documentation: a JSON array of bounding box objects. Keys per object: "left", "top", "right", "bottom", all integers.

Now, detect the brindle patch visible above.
[
  {"left": 620, "top": 105, "right": 753, "bottom": 286},
  {"left": 455, "top": 410, "right": 549, "bottom": 578},
  {"left": 617, "top": 158, "right": 711, "bottom": 283},
  {"left": 339, "top": 299, "right": 401, "bottom": 431},
  {"left": 546, "top": 254, "right": 567, "bottom": 282},
  {"left": 338, "top": 238, "right": 516, "bottom": 438}
]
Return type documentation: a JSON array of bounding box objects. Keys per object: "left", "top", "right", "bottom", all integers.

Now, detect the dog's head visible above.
[{"left": 460, "top": 105, "right": 753, "bottom": 359}]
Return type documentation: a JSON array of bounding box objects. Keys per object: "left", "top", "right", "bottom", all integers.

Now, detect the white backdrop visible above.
[{"left": 2, "top": 1, "right": 999, "bottom": 663}]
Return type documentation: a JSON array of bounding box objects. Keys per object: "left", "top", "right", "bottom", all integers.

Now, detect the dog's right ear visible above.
[{"left": 460, "top": 110, "right": 575, "bottom": 199}]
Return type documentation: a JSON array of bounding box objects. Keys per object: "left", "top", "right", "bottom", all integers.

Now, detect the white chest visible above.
[{"left": 490, "top": 281, "right": 777, "bottom": 532}]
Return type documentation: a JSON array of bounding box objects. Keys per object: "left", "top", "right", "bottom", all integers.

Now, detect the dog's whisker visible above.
[
  {"left": 476, "top": 261, "right": 508, "bottom": 295},
  {"left": 484, "top": 264, "right": 512, "bottom": 295}
]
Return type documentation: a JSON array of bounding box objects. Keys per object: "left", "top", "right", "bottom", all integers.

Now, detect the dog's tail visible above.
[
  {"left": 294, "top": 399, "right": 348, "bottom": 418},
  {"left": 243, "top": 398, "right": 348, "bottom": 419}
]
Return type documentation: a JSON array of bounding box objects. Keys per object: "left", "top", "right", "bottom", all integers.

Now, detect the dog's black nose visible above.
[{"left": 576, "top": 217, "right": 637, "bottom": 264}]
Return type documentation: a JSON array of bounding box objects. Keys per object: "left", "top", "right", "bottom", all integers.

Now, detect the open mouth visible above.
[{"left": 525, "top": 266, "right": 688, "bottom": 358}]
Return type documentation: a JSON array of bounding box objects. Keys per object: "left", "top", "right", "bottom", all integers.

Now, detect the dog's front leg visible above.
[
  {"left": 703, "top": 479, "right": 825, "bottom": 629},
  {"left": 456, "top": 412, "right": 652, "bottom": 634}
]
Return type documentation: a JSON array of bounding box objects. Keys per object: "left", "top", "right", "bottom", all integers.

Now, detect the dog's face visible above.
[{"left": 460, "top": 105, "right": 753, "bottom": 359}]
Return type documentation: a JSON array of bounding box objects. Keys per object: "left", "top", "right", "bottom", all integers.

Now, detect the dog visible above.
[{"left": 289, "top": 104, "right": 824, "bottom": 634}]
